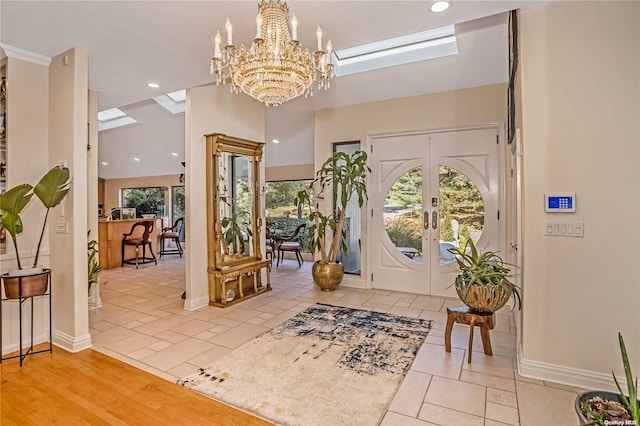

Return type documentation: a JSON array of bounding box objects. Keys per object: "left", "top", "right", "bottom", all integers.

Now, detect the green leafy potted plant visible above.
[
  {"left": 0, "top": 165, "right": 71, "bottom": 298},
  {"left": 295, "top": 150, "right": 369, "bottom": 291},
  {"left": 87, "top": 236, "right": 107, "bottom": 309},
  {"left": 448, "top": 238, "right": 521, "bottom": 313},
  {"left": 575, "top": 333, "right": 639, "bottom": 425},
  {"left": 88, "top": 238, "right": 101, "bottom": 294},
  {"left": 221, "top": 210, "right": 253, "bottom": 260}
]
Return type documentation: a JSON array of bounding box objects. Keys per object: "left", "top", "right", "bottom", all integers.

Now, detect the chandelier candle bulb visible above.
[
  {"left": 327, "top": 40, "right": 332, "bottom": 64},
  {"left": 225, "top": 17, "right": 232, "bottom": 45},
  {"left": 256, "top": 13, "right": 263, "bottom": 38},
  {"left": 291, "top": 14, "right": 298, "bottom": 40},
  {"left": 214, "top": 32, "right": 221, "bottom": 59},
  {"left": 316, "top": 25, "right": 323, "bottom": 51}
]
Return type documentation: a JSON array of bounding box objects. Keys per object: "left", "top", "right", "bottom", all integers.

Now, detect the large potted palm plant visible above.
[
  {"left": 295, "top": 150, "right": 369, "bottom": 291},
  {"left": 0, "top": 165, "right": 71, "bottom": 298}
]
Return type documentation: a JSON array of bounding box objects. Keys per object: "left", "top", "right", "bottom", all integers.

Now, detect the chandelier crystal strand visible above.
[{"left": 209, "top": 0, "right": 334, "bottom": 106}]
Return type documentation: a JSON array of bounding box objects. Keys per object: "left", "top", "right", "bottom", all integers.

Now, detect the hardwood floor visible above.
[{"left": 1, "top": 346, "right": 272, "bottom": 425}]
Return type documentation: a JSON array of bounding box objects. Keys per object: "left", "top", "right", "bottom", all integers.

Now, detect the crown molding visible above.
[{"left": 0, "top": 44, "right": 51, "bottom": 66}]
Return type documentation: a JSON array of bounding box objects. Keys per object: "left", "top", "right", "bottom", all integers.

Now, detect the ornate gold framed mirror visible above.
[{"left": 205, "top": 133, "right": 271, "bottom": 306}]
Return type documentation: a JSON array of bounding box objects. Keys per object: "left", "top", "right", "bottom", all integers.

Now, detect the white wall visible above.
[
  {"left": 0, "top": 56, "right": 51, "bottom": 354},
  {"left": 48, "top": 48, "right": 91, "bottom": 352},
  {"left": 184, "top": 85, "right": 265, "bottom": 310},
  {"left": 265, "top": 98, "right": 314, "bottom": 168},
  {"left": 519, "top": 1, "right": 640, "bottom": 389},
  {"left": 314, "top": 83, "right": 508, "bottom": 286},
  {"left": 88, "top": 90, "right": 99, "bottom": 246}
]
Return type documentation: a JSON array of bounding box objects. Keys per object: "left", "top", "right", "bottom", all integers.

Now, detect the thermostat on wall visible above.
[{"left": 544, "top": 193, "right": 576, "bottom": 212}]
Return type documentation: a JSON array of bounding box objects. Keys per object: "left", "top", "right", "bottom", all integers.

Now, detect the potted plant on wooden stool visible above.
[
  {"left": 444, "top": 239, "right": 521, "bottom": 363},
  {"left": 295, "top": 150, "right": 369, "bottom": 291},
  {"left": 0, "top": 165, "right": 71, "bottom": 299}
]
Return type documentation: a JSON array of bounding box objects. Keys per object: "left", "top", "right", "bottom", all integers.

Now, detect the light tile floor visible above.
[{"left": 90, "top": 255, "right": 581, "bottom": 426}]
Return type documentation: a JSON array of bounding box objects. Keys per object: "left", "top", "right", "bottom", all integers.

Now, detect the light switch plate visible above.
[
  {"left": 544, "top": 221, "right": 584, "bottom": 237},
  {"left": 56, "top": 221, "right": 68, "bottom": 234}
]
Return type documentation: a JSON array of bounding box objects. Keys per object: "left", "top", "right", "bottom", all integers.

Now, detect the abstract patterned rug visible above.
[{"left": 178, "top": 303, "right": 431, "bottom": 426}]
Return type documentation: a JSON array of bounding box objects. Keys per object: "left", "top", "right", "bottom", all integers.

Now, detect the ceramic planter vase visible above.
[
  {"left": 311, "top": 262, "right": 344, "bottom": 292},
  {"left": 575, "top": 390, "right": 638, "bottom": 424},
  {"left": 2, "top": 268, "right": 51, "bottom": 299}
]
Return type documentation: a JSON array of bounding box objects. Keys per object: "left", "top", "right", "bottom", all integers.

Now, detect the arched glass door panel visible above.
[
  {"left": 438, "top": 165, "right": 485, "bottom": 265},
  {"left": 384, "top": 167, "right": 423, "bottom": 263}
]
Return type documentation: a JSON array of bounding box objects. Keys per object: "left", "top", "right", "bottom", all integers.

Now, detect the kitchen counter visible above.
[{"left": 98, "top": 218, "right": 162, "bottom": 269}]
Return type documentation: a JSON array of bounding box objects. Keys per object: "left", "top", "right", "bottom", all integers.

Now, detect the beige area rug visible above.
[{"left": 178, "top": 303, "right": 431, "bottom": 426}]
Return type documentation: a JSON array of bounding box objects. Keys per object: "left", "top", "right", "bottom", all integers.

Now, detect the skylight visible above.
[
  {"left": 333, "top": 25, "right": 458, "bottom": 77},
  {"left": 98, "top": 108, "right": 126, "bottom": 122},
  {"left": 153, "top": 89, "right": 186, "bottom": 114},
  {"left": 167, "top": 89, "right": 186, "bottom": 103},
  {"left": 97, "top": 107, "right": 138, "bottom": 131}
]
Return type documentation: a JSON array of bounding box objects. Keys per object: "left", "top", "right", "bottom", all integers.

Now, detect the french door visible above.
[{"left": 369, "top": 127, "right": 501, "bottom": 297}]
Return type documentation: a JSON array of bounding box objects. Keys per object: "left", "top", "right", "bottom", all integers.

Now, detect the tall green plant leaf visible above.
[
  {"left": 0, "top": 184, "right": 34, "bottom": 270},
  {"left": 34, "top": 166, "right": 71, "bottom": 208},
  {"left": 614, "top": 333, "right": 639, "bottom": 423},
  {"left": 0, "top": 184, "right": 33, "bottom": 229},
  {"left": 32, "top": 166, "right": 71, "bottom": 267}
]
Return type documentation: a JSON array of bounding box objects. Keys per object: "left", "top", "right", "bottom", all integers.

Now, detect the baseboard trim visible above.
[
  {"left": 517, "top": 343, "right": 623, "bottom": 392},
  {"left": 184, "top": 295, "right": 209, "bottom": 311},
  {"left": 340, "top": 275, "right": 367, "bottom": 289},
  {"left": 52, "top": 330, "right": 92, "bottom": 353},
  {"left": 1, "top": 334, "right": 49, "bottom": 356}
]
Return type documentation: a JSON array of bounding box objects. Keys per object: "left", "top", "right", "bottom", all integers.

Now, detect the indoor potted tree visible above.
[
  {"left": 0, "top": 165, "right": 71, "bottom": 298},
  {"left": 295, "top": 150, "right": 369, "bottom": 291},
  {"left": 448, "top": 238, "right": 521, "bottom": 313},
  {"left": 575, "top": 333, "right": 639, "bottom": 425}
]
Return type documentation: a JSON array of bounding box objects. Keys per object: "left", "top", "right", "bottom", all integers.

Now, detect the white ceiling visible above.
[{"left": 1, "top": 1, "right": 546, "bottom": 179}]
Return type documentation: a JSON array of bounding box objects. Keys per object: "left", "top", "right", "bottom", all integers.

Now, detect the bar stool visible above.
[
  {"left": 122, "top": 220, "right": 157, "bottom": 268},
  {"left": 159, "top": 218, "right": 184, "bottom": 258}
]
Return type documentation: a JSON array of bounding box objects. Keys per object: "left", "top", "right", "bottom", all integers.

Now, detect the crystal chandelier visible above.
[{"left": 210, "top": 0, "right": 334, "bottom": 107}]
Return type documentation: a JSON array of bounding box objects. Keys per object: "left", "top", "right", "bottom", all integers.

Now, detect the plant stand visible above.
[
  {"left": 445, "top": 306, "right": 495, "bottom": 363},
  {"left": 0, "top": 271, "right": 52, "bottom": 366},
  {"left": 89, "top": 282, "right": 102, "bottom": 311}
]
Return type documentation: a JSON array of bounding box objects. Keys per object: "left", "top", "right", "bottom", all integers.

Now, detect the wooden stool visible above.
[{"left": 445, "top": 306, "right": 495, "bottom": 363}]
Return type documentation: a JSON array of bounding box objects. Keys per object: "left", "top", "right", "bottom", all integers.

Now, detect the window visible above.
[
  {"left": 333, "top": 25, "right": 457, "bottom": 77},
  {"left": 333, "top": 142, "right": 362, "bottom": 275},
  {"left": 121, "top": 186, "right": 166, "bottom": 216},
  {"left": 97, "top": 107, "right": 138, "bottom": 131},
  {"left": 265, "top": 180, "right": 313, "bottom": 219},
  {"left": 171, "top": 185, "right": 185, "bottom": 241},
  {"left": 265, "top": 179, "right": 313, "bottom": 251}
]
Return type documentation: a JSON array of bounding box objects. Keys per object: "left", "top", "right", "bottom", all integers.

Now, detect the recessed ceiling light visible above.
[
  {"left": 147, "top": 82, "right": 160, "bottom": 88},
  {"left": 133, "top": 157, "right": 140, "bottom": 162},
  {"left": 272, "top": 139, "right": 280, "bottom": 144},
  {"left": 101, "top": 161, "right": 108, "bottom": 166},
  {"left": 172, "top": 152, "right": 178, "bottom": 157},
  {"left": 430, "top": 1, "right": 450, "bottom": 13}
]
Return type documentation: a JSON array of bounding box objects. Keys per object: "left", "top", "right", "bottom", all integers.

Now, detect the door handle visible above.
[
  {"left": 423, "top": 211, "right": 429, "bottom": 230},
  {"left": 432, "top": 211, "right": 438, "bottom": 229}
]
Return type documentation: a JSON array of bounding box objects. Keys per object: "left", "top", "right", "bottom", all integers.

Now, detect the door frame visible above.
[{"left": 365, "top": 122, "right": 507, "bottom": 290}]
